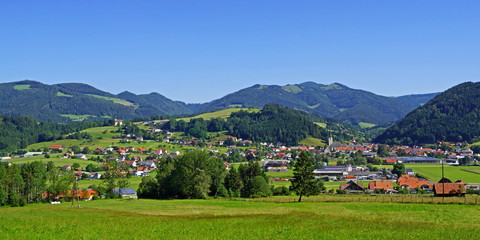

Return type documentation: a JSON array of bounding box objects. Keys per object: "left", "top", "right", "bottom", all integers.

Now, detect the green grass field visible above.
[
  {"left": 60, "top": 114, "right": 96, "bottom": 121},
  {"left": 376, "top": 164, "right": 480, "bottom": 183},
  {"left": 1, "top": 199, "right": 479, "bottom": 239},
  {"left": 314, "top": 122, "right": 327, "bottom": 128},
  {"left": 178, "top": 108, "right": 259, "bottom": 121},
  {"left": 13, "top": 84, "right": 31, "bottom": 90},
  {"left": 358, "top": 122, "right": 376, "bottom": 128},
  {"left": 86, "top": 94, "right": 135, "bottom": 106},
  {"left": 56, "top": 92, "right": 73, "bottom": 97},
  {"left": 299, "top": 137, "right": 325, "bottom": 147},
  {"left": 4, "top": 155, "right": 99, "bottom": 168}
]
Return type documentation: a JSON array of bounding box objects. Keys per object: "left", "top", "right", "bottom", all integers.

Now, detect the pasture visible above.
[
  {"left": 377, "top": 164, "right": 480, "bottom": 183},
  {"left": 178, "top": 108, "right": 259, "bottom": 121},
  {"left": 0, "top": 199, "right": 479, "bottom": 239}
]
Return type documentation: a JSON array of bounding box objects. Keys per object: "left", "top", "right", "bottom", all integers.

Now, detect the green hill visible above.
[
  {"left": 197, "top": 82, "right": 436, "bottom": 125},
  {"left": 375, "top": 82, "right": 480, "bottom": 145},
  {"left": 0, "top": 80, "right": 176, "bottom": 122}
]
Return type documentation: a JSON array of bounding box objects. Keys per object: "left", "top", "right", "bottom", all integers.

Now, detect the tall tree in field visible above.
[{"left": 290, "top": 151, "right": 321, "bottom": 202}]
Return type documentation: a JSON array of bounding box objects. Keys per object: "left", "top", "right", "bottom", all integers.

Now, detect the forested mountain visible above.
[
  {"left": 164, "top": 104, "right": 328, "bottom": 146},
  {"left": 374, "top": 82, "right": 480, "bottom": 145},
  {"left": 0, "top": 80, "right": 182, "bottom": 122},
  {"left": 197, "top": 82, "right": 436, "bottom": 125},
  {"left": 116, "top": 91, "right": 199, "bottom": 116},
  {"left": 396, "top": 93, "right": 440, "bottom": 109},
  {"left": 0, "top": 80, "right": 436, "bottom": 124}
]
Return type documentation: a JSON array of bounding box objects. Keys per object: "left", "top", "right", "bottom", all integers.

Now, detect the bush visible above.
[{"left": 273, "top": 186, "right": 290, "bottom": 196}]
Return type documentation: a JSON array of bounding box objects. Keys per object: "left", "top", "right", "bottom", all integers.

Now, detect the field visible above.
[
  {"left": 60, "top": 114, "right": 96, "bottom": 121},
  {"left": 376, "top": 164, "right": 480, "bottom": 184},
  {"left": 178, "top": 108, "right": 259, "bottom": 121},
  {"left": 358, "top": 122, "right": 376, "bottom": 128},
  {"left": 86, "top": 94, "right": 135, "bottom": 106},
  {"left": 13, "top": 84, "right": 31, "bottom": 90},
  {"left": 1, "top": 199, "right": 479, "bottom": 239},
  {"left": 56, "top": 92, "right": 73, "bottom": 97},
  {"left": 299, "top": 137, "right": 325, "bottom": 147},
  {"left": 4, "top": 155, "right": 99, "bottom": 168}
]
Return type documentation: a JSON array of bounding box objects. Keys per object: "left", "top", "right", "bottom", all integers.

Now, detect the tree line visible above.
[
  {"left": 0, "top": 116, "right": 114, "bottom": 155},
  {"left": 138, "top": 150, "right": 325, "bottom": 201},
  {"left": 0, "top": 160, "right": 130, "bottom": 207},
  {"left": 162, "top": 104, "right": 328, "bottom": 146}
]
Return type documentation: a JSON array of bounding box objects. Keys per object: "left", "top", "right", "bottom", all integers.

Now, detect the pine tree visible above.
[{"left": 290, "top": 152, "right": 321, "bottom": 202}]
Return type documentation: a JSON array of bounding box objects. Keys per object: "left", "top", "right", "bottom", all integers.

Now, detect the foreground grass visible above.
[{"left": 1, "top": 199, "right": 479, "bottom": 239}]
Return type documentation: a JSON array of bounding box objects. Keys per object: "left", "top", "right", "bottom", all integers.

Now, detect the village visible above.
[{"left": 2, "top": 119, "right": 479, "bottom": 202}]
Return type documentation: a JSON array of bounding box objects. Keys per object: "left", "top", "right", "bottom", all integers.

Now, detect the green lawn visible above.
[
  {"left": 4, "top": 155, "right": 99, "bottom": 169},
  {"left": 1, "top": 199, "right": 479, "bottom": 239},
  {"left": 375, "top": 164, "right": 480, "bottom": 184},
  {"left": 299, "top": 137, "right": 325, "bottom": 147}
]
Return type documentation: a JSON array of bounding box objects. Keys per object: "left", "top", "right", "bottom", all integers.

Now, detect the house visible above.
[
  {"left": 224, "top": 162, "right": 231, "bottom": 170},
  {"left": 405, "top": 168, "right": 415, "bottom": 176},
  {"left": 62, "top": 165, "right": 72, "bottom": 171},
  {"left": 142, "top": 160, "right": 157, "bottom": 168},
  {"left": 89, "top": 173, "right": 102, "bottom": 180},
  {"left": 369, "top": 180, "right": 394, "bottom": 191},
  {"left": 49, "top": 145, "right": 63, "bottom": 151},
  {"left": 433, "top": 178, "right": 466, "bottom": 196},
  {"left": 23, "top": 152, "right": 44, "bottom": 158},
  {"left": 114, "top": 188, "right": 137, "bottom": 199},
  {"left": 340, "top": 181, "right": 365, "bottom": 193},
  {"left": 134, "top": 170, "right": 148, "bottom": 177},
  {"left": 397, "top": 175, "right": 432, "bottom": 189},
  {"left": 54, "top": 190, "right": 99, "bottom": 201},
  {"left": 264, "top": 160, "right": 290, "bottom": 172},
  {"left": 114, "top": 119, "right": 123, "bottom": 126},
  {"left": 76, "top": 154, "right": 87, "bottom": 160}
]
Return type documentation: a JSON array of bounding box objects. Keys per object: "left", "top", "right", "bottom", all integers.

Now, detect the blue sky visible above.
[{"left": 1, "top": 1, "right": 479, "bottom": 103}]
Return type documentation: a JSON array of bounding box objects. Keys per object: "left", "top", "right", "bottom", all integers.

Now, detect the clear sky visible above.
[{"left": 1, "top": 1, "right": 479, "bottom": 103}]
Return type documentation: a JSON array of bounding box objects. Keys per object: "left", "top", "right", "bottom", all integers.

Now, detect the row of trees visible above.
[
  {"left": 137, "top": 151, "right": 273, "bottom": 199},
  {"left": 0, "top": 161, "right": 72, "bottom": 207},
  {"left": 138, "top": 150, "right": 325, "bottom": 202},
  {"left": 0, "top": 115, "right": 114, "bottom": 155},
  {"left": 0, "top": 160, "right": 129, "bottom": 207}
]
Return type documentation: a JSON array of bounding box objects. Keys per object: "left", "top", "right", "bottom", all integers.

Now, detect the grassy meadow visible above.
[
  {"left": 376, "top": 164, "right": 480, "bottom": 183},
  {"left": 1, "top": 199, "right": 479, "bottom": 239},
  {"left": 178, "top": 108, "right": 260, "bottom": 121},
  {"left": 299, "top": 137, "right": 325, "bottom": 147}
]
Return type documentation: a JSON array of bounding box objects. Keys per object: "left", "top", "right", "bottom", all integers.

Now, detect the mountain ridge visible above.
[{"left": 0, "top": 80, "right": 438, "bottom": 124}]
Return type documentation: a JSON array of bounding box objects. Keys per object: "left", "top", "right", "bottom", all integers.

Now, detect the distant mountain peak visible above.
[{"left": 321, "top": 83, "right": 348, "bottom": 90}]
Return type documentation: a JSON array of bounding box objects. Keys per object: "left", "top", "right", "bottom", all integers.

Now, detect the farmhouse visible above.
[
  {"left": 263, "top": 160, "right": 290, "bottom": 172},
  {"left": 369, "top": 180, "right": 394, "bottom": 191},
  {"left": 339, "top": 180, "right": 365, "bottom": 193},
  {"left": 433, "top": 178, "right": 467, "bottom": 196},
  {"left": 397, "top": 175, "right": 432, "bottom": 189},
  {"left": 114, "top": 188, "right": 138, "bottom": 199}
]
